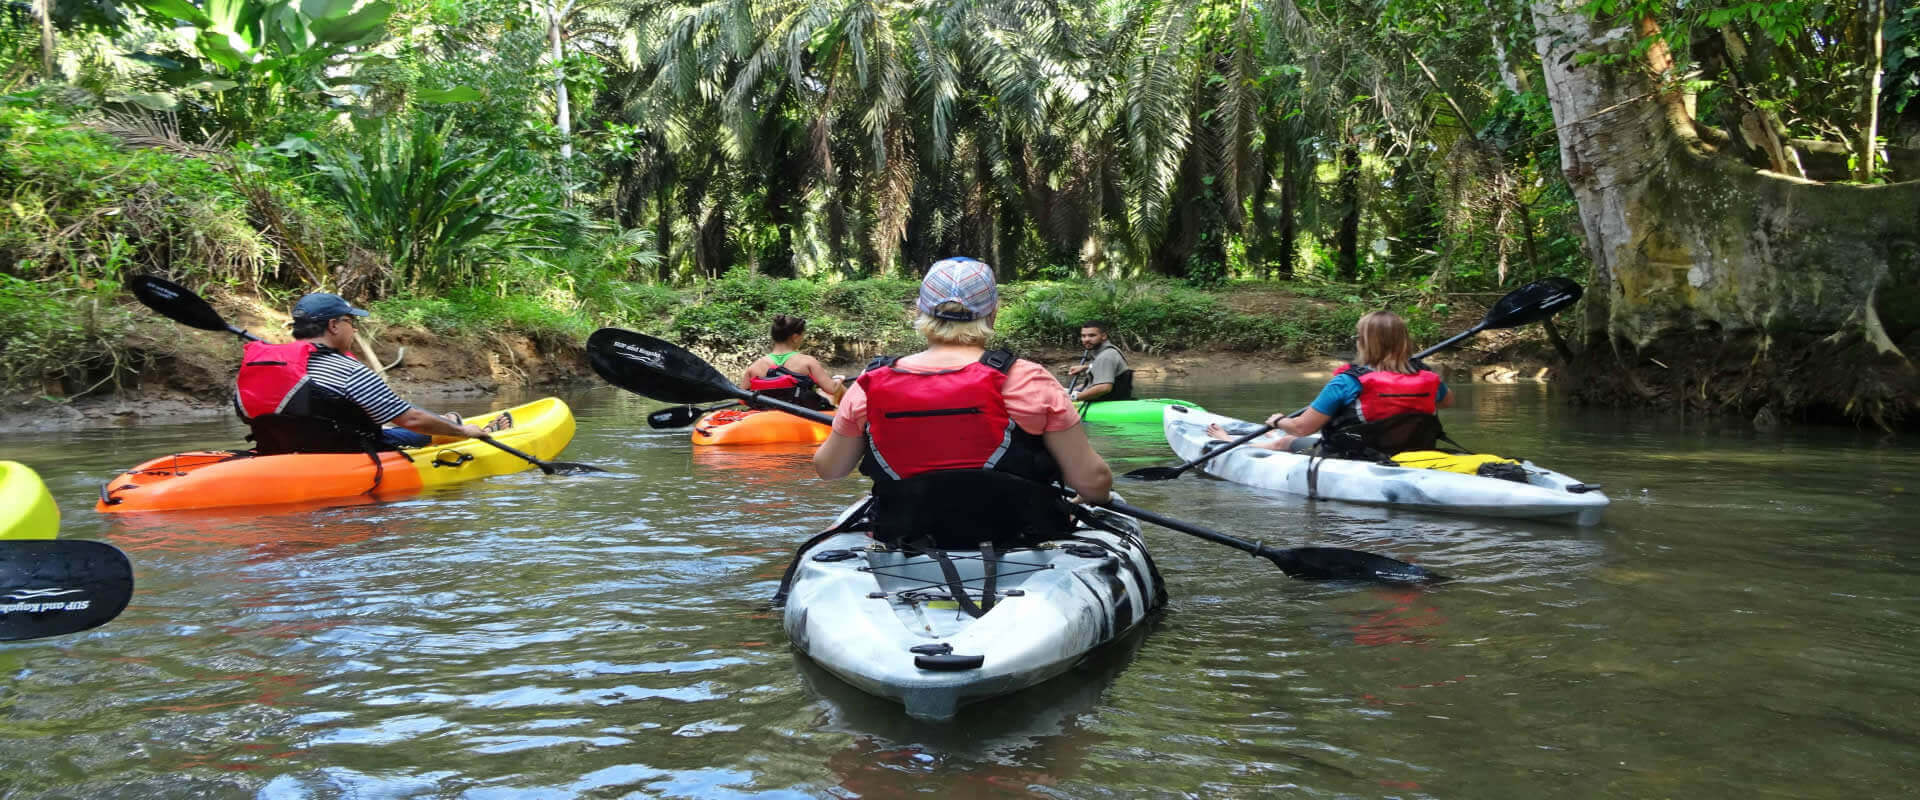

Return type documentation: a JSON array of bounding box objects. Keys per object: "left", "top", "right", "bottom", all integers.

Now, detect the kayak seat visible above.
[
  {"left": 870, "top": 470, "right": 1076, "bottom": 550},
  {"left": 1318, "top": 413, "right": 1456, "bottom": 462}
]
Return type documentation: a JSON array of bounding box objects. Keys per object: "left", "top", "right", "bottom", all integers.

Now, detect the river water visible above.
[{"left": 4, "top": 374, "right": 1918, "bottom": 798}]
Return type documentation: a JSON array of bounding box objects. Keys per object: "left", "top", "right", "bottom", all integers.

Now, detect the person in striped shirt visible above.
[{"left": 273, "top": 293, "right": 491, "bottom": 449}]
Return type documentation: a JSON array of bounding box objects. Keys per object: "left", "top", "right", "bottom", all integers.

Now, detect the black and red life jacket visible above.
[
  {"left": 854, "top": 349, "right": 1060, "bottom": 485},
  {"left": 232, "top": 341, "right": 386, "bottom": 455},
  {"left": 1329, "top": 364, "right": 1441, "bottom": 425},
  {"left": 747, "top": 363, "right": 832, "bottom": 411},
  {"left": 1318, "top": 364, "right": 1447, "bottom": 459}
]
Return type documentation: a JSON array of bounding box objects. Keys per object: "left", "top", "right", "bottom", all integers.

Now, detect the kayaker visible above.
[
  {"left": 1065, "top": 320, "right": 1134, "bottom": 403},
  {"left": 234, "top": 293, "right": 495, "bottom": 454},
  {"left": 812, "top": 257, "right": 1113, "bottom": 506},
  {"left": 743, "top": 314, "right": 845, "bottom": 412},
  {"left": 1208, "top": 309, "right": 1453, "bottom": 454}
]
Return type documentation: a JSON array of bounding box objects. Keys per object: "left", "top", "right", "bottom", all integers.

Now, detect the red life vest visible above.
[
  {"left": 232, "top": 341, "right": 385, "bottom": 454},
  {"left": 1332, "top": 364, "right": 1441, "bottom": 423},
  {"left": 747, "top": 362, "right": 833, "bottom": 412},
  {"left": 854, "top": 350, "right": 1059, "bottom": 484}
]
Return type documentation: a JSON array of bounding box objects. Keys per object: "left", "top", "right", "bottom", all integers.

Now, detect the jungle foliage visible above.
[{"left": 1, "top": 0, "right": 1912, "bottom": 395}]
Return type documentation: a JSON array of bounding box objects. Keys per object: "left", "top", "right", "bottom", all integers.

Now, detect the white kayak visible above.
[
  {"left": 1164, "top": 405, "right": 1609, "bottom": 525},
  {"left": 780, "top": 497, "right": 1165, "bottom": 720}
]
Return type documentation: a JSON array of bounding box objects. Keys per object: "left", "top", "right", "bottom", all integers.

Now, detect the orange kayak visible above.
[
  {"left": 97, "top": 397, "right": 574, "bottom": 513},
  {"left": 691, "top": 407, "right": 832, "bottom": 446}
]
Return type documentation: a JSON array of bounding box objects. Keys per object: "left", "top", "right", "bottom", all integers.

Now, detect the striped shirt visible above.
[{"left": 306, "top": 346, "right": 412, "bottom": 424}]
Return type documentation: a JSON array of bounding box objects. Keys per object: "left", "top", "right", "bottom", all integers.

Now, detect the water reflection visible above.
[{"left": 0, "top": 380, "right": 1916, "bottom": 796}]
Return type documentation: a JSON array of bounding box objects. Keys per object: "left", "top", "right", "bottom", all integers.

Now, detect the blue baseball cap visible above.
[{"left": 291, "top": 293, "right": 369, "bottom": 324}]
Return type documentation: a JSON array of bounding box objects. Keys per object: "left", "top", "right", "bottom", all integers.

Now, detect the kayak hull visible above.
[
  {"left": 0, "top": 461, "right": 59, "bottom": 540},
  {"left": 783, "top": 499, "right": 1164, "bottom": 720},
  {"left": 1164, "top": 406, "right": 1608, "bottom": 525},
  {"left": 691, "top": 407, "right": 832, "bottom": 446},
  {"left": 1079, "top": 398, "right": 1200, "bottom": 426},
  {"left": 95, "top": 397, "right": 576, "bottom": 513}
]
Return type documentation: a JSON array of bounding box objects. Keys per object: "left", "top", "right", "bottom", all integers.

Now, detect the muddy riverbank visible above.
[{"left": 0, "top": 318, "right": 1559, "bottom": 433}]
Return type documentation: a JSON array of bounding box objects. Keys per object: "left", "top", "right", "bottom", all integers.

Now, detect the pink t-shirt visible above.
[{"left": 831, "top": 355, "right": 1081, "bottom": 438}]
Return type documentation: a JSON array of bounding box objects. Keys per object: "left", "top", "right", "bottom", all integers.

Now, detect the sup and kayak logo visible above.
[
  {"left": 0, "top": 587, "right": 91, "bottom": 614},
  {"left": 613, "top": 341, "right": 667, "bottom": 368}
]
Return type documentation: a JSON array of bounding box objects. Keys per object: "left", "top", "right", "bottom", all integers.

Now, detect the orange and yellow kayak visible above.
[
  {"left": 691, "top": 407, "right": 832, "bottom": 446},
  {"left": 96, "top": 397, "right": 575, "bottom": 513}
]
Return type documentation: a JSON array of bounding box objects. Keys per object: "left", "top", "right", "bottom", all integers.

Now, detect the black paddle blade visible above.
[
  {"left": 0, "top": 540, "right": 134, "bottom": 641},
  {"left": 127, "top": 274, "right": 229, "bottom": 333},
  {"left": 1123, "top": 466, "right": 1187, "bottom": 481},
  {"left": 1483, "top": 277, "right": 1583, "bottom": 330},
  {"left": 1266, "top": 546, "right": 1446, "bottom": 584},
  {"left": 545, "top": 461, "right": 607, "bottom": 475},
  {"left": 647, "top": 405, "right": 702, "bottom": 429},
  {"left": 587, "top": 328, "right": 739, "bottom": 405}
]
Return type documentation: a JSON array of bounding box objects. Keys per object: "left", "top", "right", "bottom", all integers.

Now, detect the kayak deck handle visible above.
[
  {"left": 1566, "top": 483, "right": 1604, "bottom": 494},
  {"left": 914, "top": 653, "right": 985, "bottom": 671}
]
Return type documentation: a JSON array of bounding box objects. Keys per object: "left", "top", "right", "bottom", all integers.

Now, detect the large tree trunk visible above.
[
  {"left": 1532, "top": 2, "right": 1920, "bottom": 428},
  {"left": 1276, "top": 140, "right": 1300, "bottom": 280},
  {"left": 548, "top": 1, "right": 572, "bottom": 162},
  {"left": 1334, "top": 142, "right": 1361, "bottom": 281}
]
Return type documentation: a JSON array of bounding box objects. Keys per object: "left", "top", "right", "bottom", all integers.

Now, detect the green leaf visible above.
[
  {"left": 185, "top": 79, "right": 240, "bottom": 91},
  {"left": 194, "top": 29, "right": 253, "bottom": 71},
  {"left": 106, "top": 91, "right": 181, "bottom": 111},
  {"left": 300, "top": 0, "right": 358, "bottom": 21},
  {"left": 417, "top": 86, "right": 483, "bottom": 104},
  {"left": 204, "top": 0, "right": 244, "bottom": 29},
  {"left": 134, "top": 0, "right": 210, "bottom": 25},
  {"left": 310, "top": 1, "right": 393, "bottom": 45},
  {"left": 123, "top": 52, "right": 184, "bottom": 71}
]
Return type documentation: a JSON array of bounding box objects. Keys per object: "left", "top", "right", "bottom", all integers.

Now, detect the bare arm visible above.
[
  {"left": 392, "top": 407, "right": 485, "bottom": 439},
  {"left": 1268, "top": 408, "right": 1332, "bottom": 437},
  {"left": 813, "top": 431, "right": 864, "bottom": 479},
  {"left": 1438, "top": 390, "right": 1456, "bottom": 409},
  {"left": 1042, "top": 424, "right": 1113, "bottom": 505},
  {"left": 798, "top": 356, "right": 846, "bottom": 401}
]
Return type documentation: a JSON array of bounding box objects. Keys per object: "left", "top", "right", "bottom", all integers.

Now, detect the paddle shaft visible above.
[{"left": 1102, "top": 498, "right": 1273, "bottom": 558}]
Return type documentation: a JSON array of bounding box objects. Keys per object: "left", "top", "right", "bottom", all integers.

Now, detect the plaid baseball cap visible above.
[{"left": 916, "top": 257, "right": 998, "bottom": 321}]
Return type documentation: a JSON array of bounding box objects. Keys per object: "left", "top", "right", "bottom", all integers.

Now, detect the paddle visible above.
[
  {"left": 647, "top": 402, "right": 742, "bottom": 429},
  {"left": 0, "top": 540, "right": 134, "bottom": 641},
  {"left": 586, "top": 327, "right": 1441, "bottom": 584},
  {"left": 126, "top": 275, "right": 604, "bottom": 476},
  {"left": 1123, "top": 276, "right": 1585, "bottom": 482}
]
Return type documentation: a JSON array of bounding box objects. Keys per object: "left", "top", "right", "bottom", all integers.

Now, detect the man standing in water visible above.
[{"left": 1065, "top": 320, "right": 1134, "bottom": 404}]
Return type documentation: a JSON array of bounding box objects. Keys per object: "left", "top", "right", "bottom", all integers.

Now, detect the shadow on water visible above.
[{"left": 798, "top": 623, "right": 1158, "bottom": 796}]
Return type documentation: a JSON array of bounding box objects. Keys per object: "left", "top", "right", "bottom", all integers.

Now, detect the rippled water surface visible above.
[{"left": 5, "top": 375, "right": 1919, "bottom": 798}]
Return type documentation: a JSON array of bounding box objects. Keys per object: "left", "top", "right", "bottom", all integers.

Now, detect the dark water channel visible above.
[{"left": 4, "top": 373, "right": 1918, "bottom": 798}]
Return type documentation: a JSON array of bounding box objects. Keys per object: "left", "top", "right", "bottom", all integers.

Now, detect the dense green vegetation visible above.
[{"left": 0, "top": 0, "right": 1910, "bottom": 397}]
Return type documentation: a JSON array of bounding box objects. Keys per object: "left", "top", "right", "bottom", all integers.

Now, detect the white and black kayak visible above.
[
  {"left": 778, "top": 497, "right": 1166, "bottom": 720},
  {"left": 1165, "top": 406, "right": 1609, "bottom": 525}
]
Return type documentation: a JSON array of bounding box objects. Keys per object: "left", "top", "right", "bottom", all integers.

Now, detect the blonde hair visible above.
[
  {"left": 913, "top": 301, "right": 995, "bottom": 346},
  {"left": 1354, "top": 310, "right": 1415, "bottom": 374}
]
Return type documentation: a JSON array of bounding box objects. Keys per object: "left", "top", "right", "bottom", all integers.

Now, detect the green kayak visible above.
[{"left": 1078, "top": 398, "right": 1202, "bottom": 426}]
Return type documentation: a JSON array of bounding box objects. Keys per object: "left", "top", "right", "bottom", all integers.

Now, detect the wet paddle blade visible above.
[
  {"left": 647, "top": 405, "right": 702, "bottom": 429},
  {"left": 587, "top": 328, "right": 741, "bottom": 405},
  {"left": 127, "top": 274, "right": 230, "bottom": 333},
  {"left": 0, "top": 540, "right": 134, "bottom": 641},
  {"left": 1483, "top": 277, "right": 1582, "bottom": 330},
  {"left": 1122, "top": 466, "right": 1188, "bottom": 481},
  {"left": 545, "top": 462, "right": 607, "bottom": 475},
  {"left": 1267, "top": 546, "right": 1446, "bottom": 584}
]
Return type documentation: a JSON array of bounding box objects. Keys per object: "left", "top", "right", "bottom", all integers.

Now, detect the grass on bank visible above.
[{"left": 0, "top": 105, "right": 1443, "bottom": 397}]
